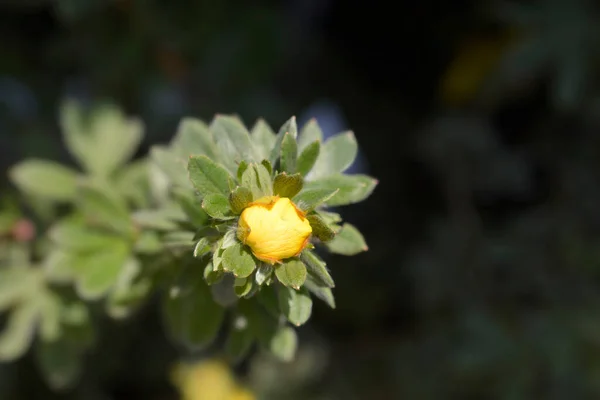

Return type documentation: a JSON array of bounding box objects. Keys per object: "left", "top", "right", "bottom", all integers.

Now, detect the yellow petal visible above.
[{"left": 238, "top": 197, "right": 312, "bottom": 264}]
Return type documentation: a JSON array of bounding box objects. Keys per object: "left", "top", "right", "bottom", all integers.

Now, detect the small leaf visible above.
[
  {"left": 222, "top": 243, "right": 256, "bottom": 278},
  {"left": 297, "top": 140, "right": 320, "bottom": 177},
  {"left": 280, "top": 132, "right": 298, "bottom": 173},
  {"left": 162, "top": 266, "right": 224, "bottom": 350},
  {"left": 221, "top": 229, "right": 238, "bottom": 249},
  {"left": 298, "top": 118, "right": 323, "bottom": 151},
  {"left": 275, "top": 259, "right": 307, "bottom": 289},
  {"left": 202, "top": 193, "right": 234, "bottom": 220},
  {"left": 310, "top": 131, "right": 358, "bottom": 178},
  {"left": 131, "top": 209, "right": 180, "bottom": 231},
  {"left": 234, "top": 277, "right": 253, "bottom": 298},
  {"left": 251, "top": 119, "right": 276, "bottom": 161},
  {"left": 303, "top": 174, "right": 378, "bottom": 206},
  {"left": 229, "top": 186, "right": 253, "bottom": 214},
  {"left": 10, "top": 160, "right": 79, "bottom": 201},
  {"left": 268, "top": 326, "right": 297, "bottom": 362},
  {"left": 300, "top": 250, "right": 335, "bottom": 288},
  {"left": 269, "top": 116, "right": 297, "bottom": 165},
  {"left": 194, "top": 238, "right": 211, "bottom": 258},
  {"left": 187, "top": 155, "right": 233, "bottom": 197},
  {"left": 78, "top": 182, "right": 133, "bottom": 236},
  {"left": 326, "top": 223, "right": 368, "bottom": 255},
  {"left": 203, "top": 262, "right": 224, "bottom": 285},
  {"left": 255, "top": 263, "right": 273, "bottom": 286},
  {"left": 278, "top": 286, "right": 312, "bottom": 326},
  {"left": 237, "top": 160, "right": 249, "bottom": 181},
  {"left": 293, "top": 188, "right": 339, "bottom": 212},
  {"left": 75, "top": 239, "right": 130, "bottom": 300},
  {"left": 261, "top": 159, "right": 273, "bottom": 176},
  {"left": 307, "top": 214, "right": 336, "bottom": 242},
  {"left": 304, "top": 278, "right": 336, "bottom": 309},
  {"left": 0, "top": 301, "right": 39, "bottom": 361},
  {"left": 172, "top": 118, "right": 220, "bottom": 161},
  {"left": 241, "top": 163, "right": 273, "bottom": 199},
  {"left": 273, "top": 173, "right": 303, "bottom": 198}
]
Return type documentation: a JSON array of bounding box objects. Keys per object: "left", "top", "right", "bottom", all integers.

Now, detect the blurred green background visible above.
[{"left": 4, "top": 0, "right": 600, "bottom": 399}]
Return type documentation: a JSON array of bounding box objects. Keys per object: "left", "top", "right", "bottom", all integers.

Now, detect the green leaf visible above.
[
  {"left": 298, "top": 118, "right": 323, "bottom": 151},
  {"left": 172, "top": 118, "right": 220, "bottom": 161},
  {"left": 237, "top": 160, "right": 249, "bottom": 181},
  {"left": 222, "top": 242, "right": 256, "bottom": 278},
  {"left": 241, "top": 163, "right": 273, "bottom": 199},
  {"left": 114, "top": 159, "right": 151, "bottom": 208},
  {"left": 297, "top": 140, "right": 320, "bottom": 177},
  {"left": 194, "top": 237, "right": 211, "bottom": 258},
  {"left": 150, "top": 146, "right": 191, "bottom": 188},
  {"left": 35, "top": 338, "right": 82, "bottom": 391},
  {"left": 173, "top": 188, "right": 210, "bottom": 227},
  {"left": 278, "top": 286, "right": 312, "bottom": 326},
  {"left": 268, "top": 326, "right": 297, "bottom": 362},
  {"left": 75, "top": 239, "right": 130, "bottom": 300},
  {"left": 326, "top": 223, "right": 368, "bottom": 255},
  {"left": 202, "top": 193, "right": 234, "bottom": 220},
  {"left": 300, "top": 250, "right": 335, "bottom": 288},
  {"left": 261, "top": 159, "right": 273, "bottom": 176},
  {"left": 234, "top": 277, "right": 253, "bottom": 298},
  {"left": 38, "top": 291, "right": 62, "bottom": 342},
  {"left": 269, "top": 116, "right": 297, "bottom": 165},
  {"left": 280, "top": 132, "right": 298, "bottom": 173},
  {"left": 225, "top": 323, "right": 254, "bottom": 364},
  {"left": 275, "top": 259, "right": 307, "bottom": 289},
  {"left": 49, "top": 218, "right": 119, "bottom": 251},
  {"left": 134, "top": 231, "right": 163, "bottom": 255},
  {"left": 0, "top": 301, "right": 39, "bottom": 361},
  {"left": 256, "top": 286, "right": 280, "bottom": 318},
  {"left": 303, "top": 174, "right": 378, "bottom": 206},
  {"left": 187, "top": 155, "right": 233, "bottom": 197},
  {"left": 60, "top": 101, "right": 143, "bottom": 177},
  {"left": 307, "top": 214, "right": 336, "bottom": 242},
  {"left": 203, "top": 262, "right": 223, "bottom": 285},
  {"left": 255, "top": 263, "right": 273, "bottom": 286},
  {"left": 131, "top": 209, "right": 181, "bottom": 231},
  {"left": 293, "top": 188, "right": 339, "bottom": 212},
  {"left": 78, "top": 182, "right": 134, "bottom": 236},
  {"left": 210, "top": 115, "right": 260, "bottom": 172},
  {"left": 162, "top": 231, "right": 195, "bottom": 250},
  {"left": 273, "top": 173, "right": 303, "bottom": 198},
  {"left": 229, "top": 186, "right": 253, "bottom": 214},
  {"left": 304, "top": 278, "right": 336, "bottom": 309},
  {"left": 9, "top": 160, "right": 79, "bottom": 201},
  {"left": 162, "top": 266, "right": 224, "bottom": 350},
  {"left": 310, "top": 131, "right": 358, "bottom": 178},
  {"left": 251, "top": 119, "right": 276, "bottom": 161},
  {"left": 106, "top": 258, "right": 151, "bottom": 319}
]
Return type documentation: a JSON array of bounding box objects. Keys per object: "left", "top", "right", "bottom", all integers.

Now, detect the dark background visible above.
[{"left": 3, "top": 0, "right": 600, "bottom": 399}]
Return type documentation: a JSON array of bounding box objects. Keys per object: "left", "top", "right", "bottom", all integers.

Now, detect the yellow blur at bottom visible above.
[{"left": 171, "top": 359, "right": 255, "bottom": 400}]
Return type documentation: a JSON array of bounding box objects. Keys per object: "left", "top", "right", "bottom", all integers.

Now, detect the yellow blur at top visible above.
[
  {"left": 171, "top": 359, "right": 255, "bottom": 400},
  {"left": 237, "top": 196, "right": 312, "bottom": 264}
]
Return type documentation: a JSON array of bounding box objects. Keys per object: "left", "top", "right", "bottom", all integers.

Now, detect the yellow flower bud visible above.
[{"left": 237, "top": 196, "right": 312, "bottom": 264}]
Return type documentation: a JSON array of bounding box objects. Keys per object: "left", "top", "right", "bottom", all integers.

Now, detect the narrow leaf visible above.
[
  {"left": 310, "top": 131, "right": 358, "bottom": 178},
  {"left": 250, "top": 119, "right": 276, "bottom": 161},
  {"left": 303, "top": 174, "right": 378, "bottom": 206},
  {"left": 293, "top": 188, "right": 339, "bottom": 212},
  {"left": 326, "top": 223, "right": 368, "bottom": 255},
  {"left": 307, "top": 214, "right": 336, "bottom": 242},
  {"left": 297, "top": 118, "right": 323, "bottom": 151},
  {"left": 280, "top": 132, "right": 298, "bottom": 173},
  {"left": 300, "top": 250, "right": 335, "bottom": 288},
  {"left": 297, "top": 140, "right": 320, "bottom": 177},
  {"left": 304, "top": 278, "right": 336, "bottom": 309}
]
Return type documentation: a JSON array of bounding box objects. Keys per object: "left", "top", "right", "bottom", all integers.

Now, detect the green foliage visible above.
[{"left": 1, "top": 100, "right": 375, "bottom": 390}]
